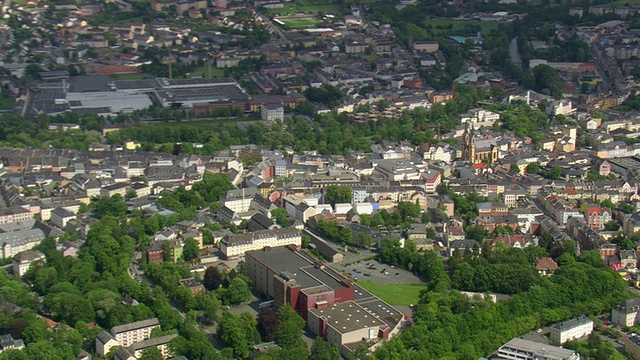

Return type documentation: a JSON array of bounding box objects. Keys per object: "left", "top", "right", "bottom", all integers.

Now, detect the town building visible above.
[
  {"left": 261, "top": 103, "right": 284, "bottom": 122},
  {"left": 110, "top": 318, "right": 160, "bottom": 348},
  {"left": 612, "top": 298, "right": 640, "bottom": 327},
  {"left": 50, "top": 207, "right": 76, "bottom": 228},
  {"left": 12, "top": 250, "right": 45, "bottom": 277},
  {"left": 0, "top": 334, "right": 24, "bottom": 352},
  {"left": 220, "top": 228, "right": 301, "bottom": 259},
  {"left": 496, "top": 338, "right": 580, "bottom": 360},
  {"left": 245, "top": 245, "right": 404, "bottom": 357},
  {"left": 550, "top": 316, "right": 593, "bottom": 344},
  {"left": 1, "top": 228, "right": 46, "bottom": 259}
]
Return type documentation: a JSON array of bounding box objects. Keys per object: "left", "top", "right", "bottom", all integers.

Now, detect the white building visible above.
[
  {"left": 110, "top": 318, "right": 160, "bottom": 348},
  {"left": 220, "top": 228, "right": 301, "bottom": 259},
  {"left": 261, "top": 103, "right": 284, "bottom": 122},
  {"left": 129, "top": 333, "right": 177, "bottom": 358},
  {"left": 550, "top": 316, "right": 593, "bottom": 344},
  {"left": 95, "top": 332, "right": 120, "bottom": 356},
  {"left": 496, "top": 338, "right": 580, "bottom": 360},
  {"left": 458, "top": 108, "right": 500, "bottom": 128},
  {"left": 612, "top": 298, "right": 640, "bottom": 327},
  {"left": 1, "top": 229, "right": 46, "bottom": 259},
  {"left": 50, "top": 207, "right": 76, "bottom": 228},
  {"left": 12, "top": 250, "right": 46, "bottom": 278}
]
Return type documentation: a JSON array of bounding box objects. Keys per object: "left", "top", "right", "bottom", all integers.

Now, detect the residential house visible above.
[
  {"left": 534, "top": 257, "right": 558, "bottom": 276},
  {"left": 110, "top": 318, "right": 160, "bottom": 348},
  {"left": 96, "top": 331, "right": 119, "bottom": 356},
  {"left": 612, "top": 298, "right": 640, "bottom": 327},
  {"left": 50, "top": 207, "right": 76, "bottom": 229},
  {"left": 179, "top": 278, "right": 205, "bottom": 295},
  {"left": 0, "top": 334, "right": 24, "bottom": 352},
  {"left": 550, "top": 316, "right": 593, "bottom": 344},
  {"left": 220, "top": 228, "right": 301, "bottom": 259},
  {"left": 12, "top": 250, "right": 45, "bottom": 277}
]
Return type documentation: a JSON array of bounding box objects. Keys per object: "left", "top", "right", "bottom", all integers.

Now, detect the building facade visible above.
[{"left": 550, "top": 316, "right": 593, "bottom": 344}]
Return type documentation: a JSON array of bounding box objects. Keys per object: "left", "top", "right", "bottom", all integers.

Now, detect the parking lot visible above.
[{"left": 341, "top": 258, "right": 422, "bottom": 286}]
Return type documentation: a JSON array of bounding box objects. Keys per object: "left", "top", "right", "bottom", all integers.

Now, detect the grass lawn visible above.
[
  {"left": 188, "top": 65, "right": 226, "bottom": 79},
  {"left": 424, "top": 18, "right": 500, "bottom": 36},
  {"left": 357, "top": 281, "right": 427, "bottom": 307},
  {"left": 280, "top": 17, "right": 322, "bottom": 28},
  {"left": 0, "top": 95, "right": 13, "bottom": 111},
  {"left": 143, "top": 116, "right": 260, "bottom": 129},
  {"left": 267, "top": 2, "right": 342, "bottom": 16}
]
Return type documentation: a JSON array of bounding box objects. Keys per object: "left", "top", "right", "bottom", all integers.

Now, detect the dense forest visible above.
[{"left": 374, "top": 240, "right": 631, "bottom": 359}]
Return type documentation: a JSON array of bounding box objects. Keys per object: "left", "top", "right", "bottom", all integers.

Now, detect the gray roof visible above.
[
  {"left": 128, "top": 334, "right": 178, "bottom": 353},
  {"left": 0, "top": 229, "right": 45, "bottom": 247},
  {"left": 614, "top": 297, "right": 640, "bottom": 314},
  {"left": 96, "top": 331, "right": 115, "bottom": 344},
  {"left": 51, "top": 207, "right": 75, "bottom": 218},
  {"left": 110, "top": 318, "right": 159, "bottom": 336},
  {"left": 500, "top": 338, "right": 578, "bottom": 360},
  {"left": 12, "top": 250, "right": 45, "bottom": 262},
  {"left": 552, "top": 315, "right": 593, "bottom": 331}
]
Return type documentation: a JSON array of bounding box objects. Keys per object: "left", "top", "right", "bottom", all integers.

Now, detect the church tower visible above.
[{"left": 462, "top": 124, "right": 476, "bottom": 162}]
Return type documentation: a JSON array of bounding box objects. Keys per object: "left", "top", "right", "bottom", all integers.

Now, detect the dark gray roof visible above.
[
  {"left": 110, "top": 318, "right": 159, "bottom": 336},
  {"left": 128, "top": 334, "right": 177, "bottom": 353},
  {"left": 96, "top": 331, "right": 115, "bottom": 344},
  {"left": 552, "top": 315, "right": 592, "bottom": 331}
]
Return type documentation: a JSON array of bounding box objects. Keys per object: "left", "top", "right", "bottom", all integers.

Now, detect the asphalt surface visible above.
[{"left": 340, "top": 258, "right": 423, "bottom": 286}]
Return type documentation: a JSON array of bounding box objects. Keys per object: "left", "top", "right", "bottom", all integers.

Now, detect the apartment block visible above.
[{"left": 550, "top": 316, "right": 593, "bottom": 344}]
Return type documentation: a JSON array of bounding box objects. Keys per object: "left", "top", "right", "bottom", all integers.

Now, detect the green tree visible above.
[
  {"left": 510, "top": 164, "right": 521, "bottom": 173},
  {"left": 139, "top": 346, "right": 163, "bottom": 360},
  {"left": 203, "top": 266, "right": 224, "bottom": 291},
  {"left": 92, "top": 194, "right": 127, "bottom": 219},
  {"left": 604, "top": 220, "right": 620, "bottom": 232},
  {"left": 271, "top": 208, "right": 291, "bottom": 227},
  {"left": 182, "top": 238, "right": 199, "bottom": 262},
  {"left": 275, "top": 305, "right": 308, "bottom": 359},
  {"left": 525, "top": 163, "right": 540, "bottom": 174},
  {"left": 222, "top": 276, "right": 251, "bottom": 306},
  {"left": 310, "top": 337, "right": 340, "bottom": 360},
  {"left": 324, "top": 185, "right": 352, "bottom": 207}
]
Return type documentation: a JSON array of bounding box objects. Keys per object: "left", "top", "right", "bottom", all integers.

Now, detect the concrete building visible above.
[
  {"left": 110, "top": 318, "right": 160, "bottom": 348},
  {"left": 129, "top": 333, "right": 177, "bottom": 358},
  {"left": 245, "top": 245, "right": 404, "bottom": 357},
  {"left": 261, "top": 103, "right": 284, "bottom": 122},
  {"left": 496, "top": 338, "right": 580, "bottom": 360},
  {"left": 50, "top": 207, "right": 76, "bottom": 228},
  {"left": 220, "top": 228, "right": 301, "bottom": 259},
  {"left": 612, "top": 298, "right": 640, "bottom": 327},
  {"left": 12, "top": 250, "right": 46, "bottom": 277},
  {"left": 0, "top": 207, "right": 32, "bottom": 225},
  {"left": 550, "top": 316, "right": 593, "bottom": 344},
  {"left": 308, "top": 301, "right": 387, "bottom": 358},
  {"left": 96, "top": 332, "right": 120, "bottom": 356},
  {"left": 1, "top": 228, "right": 46, "bottom": 259},
  {"left": 625, "top": 335, "right": 640, "bottom": 360}
]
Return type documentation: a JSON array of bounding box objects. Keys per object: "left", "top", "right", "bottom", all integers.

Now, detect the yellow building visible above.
[{"left": 462, "top": 125, "right": 499, "bottom": 164}]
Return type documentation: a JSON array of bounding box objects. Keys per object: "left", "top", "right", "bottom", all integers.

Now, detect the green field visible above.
[
  {"left": 143, "top": 116, "right": 260, "bottom": 129},
  {"left": 424, "top": 19, "right": 501, "bottom": 36},
  {"left": 266, "top": 1, "right": 342, "bottom": 16},
  {"left": 357, "top": 281, "right": 427, "bottom": 306},
  {"left": 188, "top": 65, "right": 226, "bottom": 79},
  {"left": 280, "top": 17, "right": 322, "bottom": 29}
]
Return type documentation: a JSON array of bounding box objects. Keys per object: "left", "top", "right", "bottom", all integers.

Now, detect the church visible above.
[{"left": 462, "top": 125, "right": 499, "bottom": 164}]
